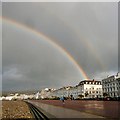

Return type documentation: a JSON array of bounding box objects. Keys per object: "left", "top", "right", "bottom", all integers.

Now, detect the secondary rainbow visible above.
[{"left": 41, "top": 8, "right": 105, "bottom": 70}]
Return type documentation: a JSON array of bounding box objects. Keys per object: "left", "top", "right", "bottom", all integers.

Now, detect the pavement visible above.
[
  {"left": 28, "top": 100, "right": 105, "bottom": 118},
  {"left": 36, "top": 100, "right": 120, "bottom": 118}
]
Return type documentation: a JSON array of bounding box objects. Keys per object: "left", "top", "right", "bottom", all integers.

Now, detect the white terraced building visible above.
[
  {"left": 102, "top": 73, "right": 120, "bottom": 98},
  {"left": 117, "top": 78, "right": 120, "bottom": 97},
  {"left": 50, "top": 86, "right": 73, "bottom": 98},
  {"left": 40, "top": 88, "right": 56, "bottom": 99},
  {"left": 49, "top": 80, "right": 102, "bottom": 99},
  {"left": 77, "top": 80, "right": 103, "bottom": 98}
]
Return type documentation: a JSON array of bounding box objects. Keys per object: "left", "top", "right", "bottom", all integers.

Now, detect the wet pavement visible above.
[
  {"left": 28, "top": 100, "right": 104, "bottom": 118},
  {"left": 30, "top": 100, "right": 120, "bottom": 118}
]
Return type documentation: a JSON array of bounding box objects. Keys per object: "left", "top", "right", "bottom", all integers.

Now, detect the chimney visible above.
[{"left": 116, "top": 72, "right": 119, "bottom": 77}]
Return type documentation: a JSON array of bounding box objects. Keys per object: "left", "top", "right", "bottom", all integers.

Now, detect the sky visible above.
[
  {"left": 1, "top": 2, "right": 118, "bottom": 92},
  {"left": 0, "top": 1, "right": 2, "bottom": 95}
]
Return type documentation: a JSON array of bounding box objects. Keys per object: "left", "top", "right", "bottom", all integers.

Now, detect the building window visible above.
[
  {"left": 111, "top": 88, "right": 112, "bottom": 91},
  {"left": 92, "top": 91, "right": 95, "bottom": 93},
  {"left": 113, "top": 87, "right": 115, "bottom": 91},
  {"left": 92, "top": 95, "right": 95, "bottom": 98}
]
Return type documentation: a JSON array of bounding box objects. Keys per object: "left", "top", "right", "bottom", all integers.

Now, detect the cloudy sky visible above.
[
  {"left": 2, "top": 2, "right": 118, "bottom": 92},
  {"left": 0, "top": 2, "right": 1, "bottom": 94}
]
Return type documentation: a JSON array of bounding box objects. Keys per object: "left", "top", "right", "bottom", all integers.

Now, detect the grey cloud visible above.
[
  {"left": 2, "top": 2, "right": 118, "bottom": 91},
  {"left": 2, "top": 21, "right": 83, "bottom": 91}
]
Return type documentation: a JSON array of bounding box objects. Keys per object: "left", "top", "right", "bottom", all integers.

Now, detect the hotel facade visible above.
[
  {"left": 77, "top": 80, "right": 102, "bottom": 98},
  {"left": 102, "top": 73, "right": 120, "bottom": 98},
  {"left": 49, "top": 79, "right": 103, "bottom": 99}
]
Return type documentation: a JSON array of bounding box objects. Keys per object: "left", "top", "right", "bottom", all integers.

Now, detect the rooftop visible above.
[{"left": 78, "top": 79, "right": 101, "bottom": 86}]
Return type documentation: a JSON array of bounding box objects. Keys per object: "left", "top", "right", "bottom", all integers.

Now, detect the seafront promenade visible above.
[{"left": 29, "top": 100, "right": 120, "bottom": 118}]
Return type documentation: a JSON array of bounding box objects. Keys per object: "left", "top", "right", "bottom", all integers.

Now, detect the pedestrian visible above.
[
  {"left": 60, "top": 96, "right": 65, "bottom": 104},
  {"left": 70, "top": 95, "right": 74, "bottom": 100}
]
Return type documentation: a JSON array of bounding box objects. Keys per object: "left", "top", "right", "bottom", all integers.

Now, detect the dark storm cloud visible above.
[
  {"left": 2, "top": 21, "right": 83, "bottom": 91},
  {"left": 118, "top": 2, "right": 120, "bottom": 71},
  {"left": 0, "top": 1, "right": 2, "bottom": 94},
  {"left": 2, "top": 2, "right": 118, "bottom": 91}
]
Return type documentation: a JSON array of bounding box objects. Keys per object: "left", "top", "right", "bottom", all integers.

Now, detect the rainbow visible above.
[
  {"left": 1, "top": 16, "right": 89, "bottom": 80},
  {"left": 41, "top": 8, "right": 105, "bottom": 70}
]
